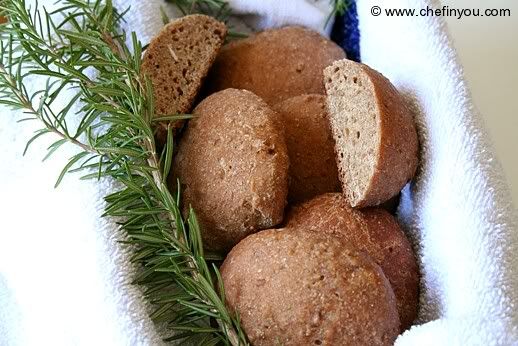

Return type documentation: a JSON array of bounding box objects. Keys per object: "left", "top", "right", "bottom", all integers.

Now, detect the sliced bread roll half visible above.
[
  {"left": 324, "top": 59, "right": 418, "bottom": 207},
  {"left": 141, "top": 14, "right": 227, "bottom": 142}
]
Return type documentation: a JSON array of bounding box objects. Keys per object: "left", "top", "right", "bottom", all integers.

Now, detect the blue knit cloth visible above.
[{"left": 331, "top": 0, "right": 360, "bottom": 62}]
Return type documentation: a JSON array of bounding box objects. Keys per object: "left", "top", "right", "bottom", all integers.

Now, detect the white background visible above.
[{"left": 443, "top": 0, "right": 517, "bottom": 205}]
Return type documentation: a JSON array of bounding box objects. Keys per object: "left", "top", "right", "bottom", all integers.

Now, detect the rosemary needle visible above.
[
  {"left": 325, "top": 0, "right": 351, "bottom": 28},
  {"left": 166, "top": 0, "right": 247, "bottom": 40}
]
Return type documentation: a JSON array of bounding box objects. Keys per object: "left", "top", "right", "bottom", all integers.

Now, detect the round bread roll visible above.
[
  {"left": 285, "top": 193, "right": 419, "bottom": 330},
  {"left": 273, "top": 94, "right": 340, "bottom": 203},
  {"left": 206, "top": 26, "right": 346, "bottom": 105},
  {"left": 172, "top": 89, "right": 289, "bottom": 253},
  {"left": 221, "top": 228, "right": 400, "bottom": 346}
]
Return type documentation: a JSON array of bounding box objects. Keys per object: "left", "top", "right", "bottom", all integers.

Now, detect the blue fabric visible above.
[{"left": 331, "top": 0, "right": 360, "bottom": 62}]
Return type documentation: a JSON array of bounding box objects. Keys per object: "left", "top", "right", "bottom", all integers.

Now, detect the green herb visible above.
[
  {"left": 166, "top": 0, "right": 347, "bottom": 35},
  {"left": 325, "top": 0, "right": 351, "bottom": 27},
  {"left": 160, "top": 5, "right": 171, "bottom": 25},
  {"left": 166, "top": 0, "right": 231, "bottom": 23},
  {"left": 165, "top": 0, "right": 247, "bottom": 39},
  {"left": 0, "top": 0, "right": 247, "bottom": 344}
]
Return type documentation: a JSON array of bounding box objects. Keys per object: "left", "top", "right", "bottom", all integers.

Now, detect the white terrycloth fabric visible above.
[
  {"left": 0, "top": 3, "right": 168, "bottom": 343},
  {"left": 226, "top": 0, "right": 335, "bottom": 35},
  {"left": 0, "top": 0, "right": 517, "bottom": 345}
]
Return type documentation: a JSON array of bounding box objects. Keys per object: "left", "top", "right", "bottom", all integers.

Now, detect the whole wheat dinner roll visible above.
[
  {"left": 207, "top": 26, "right": 346, "bottom": 105},
  {"left": 172, "top": 89, "right": 289, "bottom": 253},
  {"left": 285, "top": 193, "right": 419, "bottom": 330},
  {"left": 221, "top": 228, "right": 400, "bottom": 346},
  {"left": 273, "top": 94, "right": 340, "bottom": 203},
  {"left": 142, "top": 14, "right": 227, "bottom": 142},
  {"left": 324, "top": 59, "right": 418, "bottom": 207}
]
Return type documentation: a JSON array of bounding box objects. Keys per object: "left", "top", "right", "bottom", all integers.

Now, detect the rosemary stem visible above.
[{"left": 144, "top": 135, "right": 242, "bottom": 346}]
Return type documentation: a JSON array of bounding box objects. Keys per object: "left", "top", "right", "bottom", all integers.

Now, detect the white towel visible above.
[{"left": 0, "top": 0, "right": 516, "bottom": 345}]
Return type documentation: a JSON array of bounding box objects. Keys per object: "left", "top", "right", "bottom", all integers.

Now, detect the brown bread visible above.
[
  {"left": 141, "top": 14, "right": 227, "bottom": 142},
  {"left": 361, "top": 207, "right": 420, "bottom": 330},
  {"left": 207, "top": 26, "right": 346, "bottom": 105},
  {"left": 285, "top": 193, "right": 419, "bottom": 330},
  {"left": 172, "top": 89, "right": 289, "bottom": 253},
  {"left": 324, "top": 59, "right": 418, "bottom": 207},
  {"left": 273, "top": 94, "right": 340, "bottom": 203},
  {"left": 221, "top": 227, "right": 400, "bottom": 346}
]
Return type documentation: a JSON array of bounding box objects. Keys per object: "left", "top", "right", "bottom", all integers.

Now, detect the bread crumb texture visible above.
[{"left": 142, "top": 14, "right": 227, "bottom": 137}]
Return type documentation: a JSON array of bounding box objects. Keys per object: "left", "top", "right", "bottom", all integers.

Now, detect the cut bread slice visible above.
[
  {"left": 324, "top": 59, "right": 418, "bottom": 207},
  {"left": 141, "top": 14, "right": 227, "bottom": 143}
]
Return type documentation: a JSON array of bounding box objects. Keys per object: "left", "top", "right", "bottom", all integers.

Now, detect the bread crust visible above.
[
  {"left": 285, "top": 193, "right": 419, "bottom": 330},
  {"left": 273, "top": 94, "right": 340, "bottom": 203},
  {"left": 361, "top": 207, "right": 420, "bottom": 330},
  {"left": 221, "top": 227, "right": 400, "bottom": 346},
  {"left": 172, "top": 89, "right": 289, "bottom": 253},
  {"left": 207, "top": 26, "right": 346, "bottom": 105},
  {"left": 324, "top": 59, "right": 419, "bottom": 207},
  {"left": 141, "top": 14, "right": 227, "bottom": 143}
]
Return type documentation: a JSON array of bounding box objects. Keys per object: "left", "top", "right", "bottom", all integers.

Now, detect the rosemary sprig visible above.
[
  {"left": 166, "top": 0, "right": 231, "bottom": 23},
  {"left": 165, "top": 0, "right": 248, "bottom": 39},
  {"left": 326, "top": 0, "right": 351, "bottom": 27},
  {"left": 0, "top": 1, "right": 247, "bottom": 344}
]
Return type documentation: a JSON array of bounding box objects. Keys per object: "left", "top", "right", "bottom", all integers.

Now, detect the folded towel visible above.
[{"left": 1, "top": 0, "right": 517, "bottom": 345}]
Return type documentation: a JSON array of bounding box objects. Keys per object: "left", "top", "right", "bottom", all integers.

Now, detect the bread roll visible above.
[
  {"left": 285, "top": 193, "right": 419, "bottom": 330},
  {"left": 172, "top": 89, "right": 289, "bottom": 253},
  {"left": 273, "top": 94, "right": 340, "bottom": 203},
  {"left": 142, "top": 14, "right": 227, "bottom": 142},
  {"left": 207, "top": 26, "right": 346, "bottom": 105},
  {"left": 221, "top": 227, "right": 400, "bottom": 345},
  {"left": 324, "top": 59, "right": 418, "bottom": 207}
]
